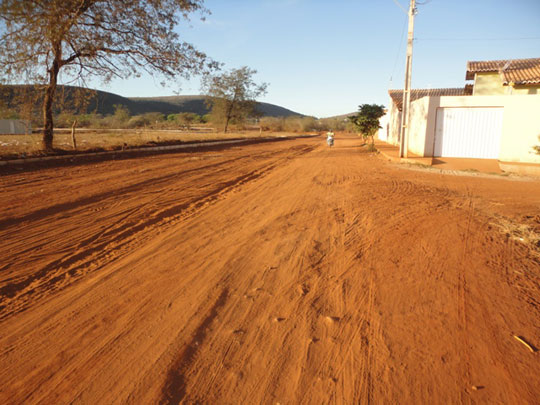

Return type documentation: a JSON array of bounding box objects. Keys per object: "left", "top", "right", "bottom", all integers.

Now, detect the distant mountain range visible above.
[{"left": 0, "top": 85, "right": 305, "bottom": 118}]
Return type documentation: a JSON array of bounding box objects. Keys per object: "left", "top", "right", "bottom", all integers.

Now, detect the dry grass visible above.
[
  {"left": 0, "top": 129, "right": 303, "bottom": 158},
  {"left": 492, "top": 217, "right": 540, "bottom": 257}
]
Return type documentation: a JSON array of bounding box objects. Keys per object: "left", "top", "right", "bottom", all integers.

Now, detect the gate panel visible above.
[{"left": 434, "top": 107, "right": 504, "bottom": 159}]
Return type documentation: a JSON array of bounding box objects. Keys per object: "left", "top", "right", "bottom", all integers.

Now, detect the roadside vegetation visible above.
[
  {"left": 348, "top": 104, "right": 385, "bottom": 151},
  {"left": 2, "top": 99, "right": 357, "bottom": 133},
  {"left": 0, "top": 106, "right": 360, "bottom": 158},
  {"left": 55, "top": 106, "right": 210, "bottom": 130},
  {"left": 260, "top": 116, "right": 355, "bottom": 133},
  {"left": 0, "top": 129, "right": 298, "bottom": 158}
]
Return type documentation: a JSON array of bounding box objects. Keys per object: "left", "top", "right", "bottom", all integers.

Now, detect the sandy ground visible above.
[{"left": 1, "top": 134, "right": 539, "bottom": 404}]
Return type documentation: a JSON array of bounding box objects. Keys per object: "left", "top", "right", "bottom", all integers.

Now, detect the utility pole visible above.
[{"left": 399, "top": 0, "right": 416, "bottom": 158}]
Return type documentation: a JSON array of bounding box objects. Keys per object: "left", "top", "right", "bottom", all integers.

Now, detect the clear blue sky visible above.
[{"left": 88, "top": 0, "right": 540, "bottom": 118}]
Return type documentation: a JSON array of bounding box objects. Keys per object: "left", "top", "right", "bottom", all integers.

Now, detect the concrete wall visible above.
[
  {"left": 377, "top": 112, "right": 389, "bottom": 141},
  {"left": 473, "top": 73, "right": 507, "bottom": 95},
  {"left": 0, "top": 120, "right": 31, "bottom": 134},
  {"left": 498, "top": 96, "right": 540, "bottom": 163},
  {"left": 511, "top": 85, "right": 540, "bottom": 95},
  {"left": 407, "top": 96, "right": 438, "bottom": 156},
  {"left": 407, "top": 94, "right": 540, "bottom": 164},
  {"left": 386, "top": 99, "right": 401, "bottom": 146},
  {"left": 473, "top": 72, "right": 540, "bottom": 96}
]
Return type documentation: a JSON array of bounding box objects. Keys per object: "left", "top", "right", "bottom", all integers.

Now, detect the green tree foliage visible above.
[
  {"left": 318, "top": 117, "right": 355, "bottom": 132},
  {"left": 201, "top": 66, "right": 268, "bottom": 133},
  {"left": 260, "top": 116, "right": 320, "bottom": 133},
  {"left": 113, "top": 104, "right": 130, "bottom": 123},
  {"left": 348, "top": 104, "right": 385, "bottom": 149},
  {"left": 177, "top": 112, "right": 202, "bottom": 126},
  {"left": 167, "top": 112, "right": 204, "bottom": 127},
  {"left": 0, "top": 0, "right": 218, "bottom": 150}
]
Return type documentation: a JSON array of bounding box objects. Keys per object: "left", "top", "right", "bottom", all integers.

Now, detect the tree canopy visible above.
[
  {"left": 0, "top": 0, "right": 218, "bottom": 149},
  {"left": 201, "top": 66, "right": 268, "bottom": 133},
  {"left": 348, "top": 104, "right": 385, "bottom": 149}
]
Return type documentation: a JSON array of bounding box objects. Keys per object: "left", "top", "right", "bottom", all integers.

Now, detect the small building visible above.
[
  {"left": 384, "top": 87, "right": 472, "bottom": 146},
  {"left": 0, "top": 119, "right": 31, "bottom": 135},
  {"left": 383, "top": 57, "right": 540, "bottom": 171}
]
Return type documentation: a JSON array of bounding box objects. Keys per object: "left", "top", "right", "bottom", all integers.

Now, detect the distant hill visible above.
[
  {"left": 0, "top": 85, "right": 304, "bottom": 118},
  {"left": 323, "top": 112, "right": 356, "bottom": 120}
]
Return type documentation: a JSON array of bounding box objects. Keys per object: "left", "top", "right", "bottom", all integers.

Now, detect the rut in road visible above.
[
  {"left": 0, "top": 135, "right": 539, "bottom": 404},
  {"left": 0, "top": 144, "right": 314, "bottom": 319}
]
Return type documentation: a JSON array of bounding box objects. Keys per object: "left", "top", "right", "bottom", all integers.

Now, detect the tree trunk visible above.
[
  {"left": 71, "top": 119, "right": 78, "bottom": 150},
  {"left": 223, "top": 101, "right": 235, "bottom": 133},
  {"left": 223, "top": 96, "right": 236, "bottom": 133},
  {"left": 42, "top": 58, "right": 60, "bottom": 151}
]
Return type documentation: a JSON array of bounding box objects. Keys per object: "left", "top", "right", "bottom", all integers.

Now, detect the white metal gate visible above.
[{"left": 434, "top": 107, "right": 504, "bottom": 159}]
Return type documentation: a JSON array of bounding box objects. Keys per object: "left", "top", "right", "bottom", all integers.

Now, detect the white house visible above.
[
  {"left": 383, "top": 57, "right": 540, "bottom": 169},
  {"left": 0, "top": 119, "right": 32, "bottom": 135}
]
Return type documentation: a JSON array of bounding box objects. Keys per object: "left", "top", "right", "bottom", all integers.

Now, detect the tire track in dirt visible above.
[
  {"left": 161, "top": 288, "right": 230, "bottom": 404},
  {"left": 457, "top": 192, "right": 474, "bottom": 404},
  {"left": 149, "top": 147, "right": 377, "bottom": 403},
  {"left": 1, "top": 135, "right": 539, "bottom": 403},
  {"left": 0, "top": 157, "right": 236, "bottom": 229},
  {"left": 0, "top": 144, "right": 315, "bottom": 320}
]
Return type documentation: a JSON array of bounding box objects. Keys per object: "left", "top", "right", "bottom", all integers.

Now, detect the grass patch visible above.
[
  {"left": 407, "top": 162, "right": 431, "bottom": 169},
  {"left": 492, "top": 217, "right": 540, "bottom": 257},
  {"left": 0, "top": 130, "right": 299, "bottom": 159},
  {"left": 367, "top": 143, "right": 377, "bottom": 152}
]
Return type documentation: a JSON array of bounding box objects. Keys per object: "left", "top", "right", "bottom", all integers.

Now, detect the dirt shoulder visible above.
[
  {"left": 0, "top": 134, "right": 539, "bottom": 403},
  {"left": 0, "top": 130, "right": 312, "bottom": 160}
]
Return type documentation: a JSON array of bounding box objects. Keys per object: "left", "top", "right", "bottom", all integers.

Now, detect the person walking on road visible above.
[{"left": 326, "top": 130, "right": 335, "bottom": 147}]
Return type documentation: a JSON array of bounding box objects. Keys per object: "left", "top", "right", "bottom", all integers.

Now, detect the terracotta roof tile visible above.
[
  {"left": 466, "top": 57, "right": 540, "bottom": 84},
  {"left": 388, "top": 87, "right": 471, "bottom": 110}
]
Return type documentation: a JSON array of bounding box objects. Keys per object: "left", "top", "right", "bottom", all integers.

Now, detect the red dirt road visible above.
[{"left": 1, "top": 135, "right": 539, "bottom": 404}]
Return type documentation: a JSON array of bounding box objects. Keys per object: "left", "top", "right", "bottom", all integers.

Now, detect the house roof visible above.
[
  {"left": 388, "top": 87, "right": 472, "bottom": 110},
  {"left": 465, "top": 57, "right": 540, "bottom": 84}
]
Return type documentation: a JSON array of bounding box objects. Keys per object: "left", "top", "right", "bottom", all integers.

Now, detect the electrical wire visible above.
[
  {"left": 391, "top": 0, "right": 408, "bottom": 15},
  {"left": 389, "top": 15, "right": 408, "bottom": 86}
]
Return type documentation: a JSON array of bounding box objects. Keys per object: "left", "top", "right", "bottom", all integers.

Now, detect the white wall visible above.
[
  {"left": 387, "top": 99, "right": 401, "bottom": 146},
  {"left": 0, "top": 120, "right": 31, "bottom": 135},
  {"left": 378, "top": 113, "right": 389, "bottom": 141}
]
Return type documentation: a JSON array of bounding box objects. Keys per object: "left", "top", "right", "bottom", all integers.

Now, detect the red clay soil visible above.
[{"left": 1, "top": 134, "right": 539, "bottom": 404}]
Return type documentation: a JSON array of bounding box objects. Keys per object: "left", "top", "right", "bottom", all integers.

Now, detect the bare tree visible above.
[
  {"left": 201, "top": 66, "right": 268, "bottom": 133},
  {"left": 0, "top": 0, "right": 218, "bottom": 150}
]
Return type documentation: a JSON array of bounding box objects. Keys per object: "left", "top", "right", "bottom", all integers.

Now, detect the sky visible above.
[{"left": 88, "top": 0, "right": 540, "bottom": 118}]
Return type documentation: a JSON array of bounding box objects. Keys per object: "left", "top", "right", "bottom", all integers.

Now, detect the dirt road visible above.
[{"left": 1, "top": 134, "right": 539, "bottom": 404}]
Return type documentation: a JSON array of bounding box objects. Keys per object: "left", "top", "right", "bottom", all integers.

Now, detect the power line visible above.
[
  {"left": 391, "top": 0, "right": 408, "bottom": 15},
  {"left": 389, "top": 15, "right": 408, "bottom": 84}
]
